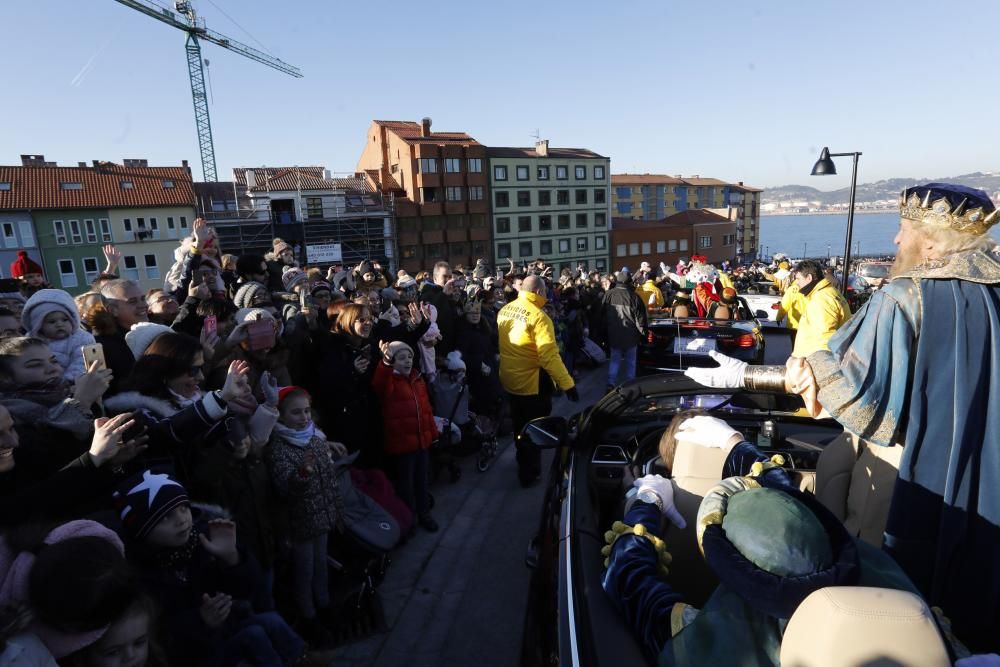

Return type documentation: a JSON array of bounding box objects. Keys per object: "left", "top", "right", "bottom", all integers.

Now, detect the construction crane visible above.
[{"left": 112, "top": 0, "right": 302, "bottom": 181}]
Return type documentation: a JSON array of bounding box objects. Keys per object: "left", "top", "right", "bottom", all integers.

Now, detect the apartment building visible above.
[
  {"left": 611, "top": 209, "right": 738, "bottom": 269},
  {"left": 487, "top": 141, "right": 610, "bottom": 273}
]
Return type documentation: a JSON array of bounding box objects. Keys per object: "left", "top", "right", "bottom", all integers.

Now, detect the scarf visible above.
[
  {"left": 168, "top": 387, "right": 202, "bottom": 408},
  {"left": 272, "top": 421, "right": 326, "bottom": 448}
]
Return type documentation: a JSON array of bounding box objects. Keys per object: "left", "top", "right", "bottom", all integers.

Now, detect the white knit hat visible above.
[
  {"left": 234, "top": 307, "right": 275, "bottom": 326},
  {"left": 445, "top": 350, "right": 466, "bottom": 372},
  {"left": 125, "top": 322, "right": 173, "bottom": 360},
  {"left": 21, "top": 288, "right": 80, "bottom": 336}
]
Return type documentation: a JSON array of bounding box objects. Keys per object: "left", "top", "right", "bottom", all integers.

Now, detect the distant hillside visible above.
[{"left": 763, "top": 172, "right": 1000, "bottom": 207}]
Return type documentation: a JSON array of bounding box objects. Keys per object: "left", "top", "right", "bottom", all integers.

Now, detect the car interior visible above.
[{"left": 565, "top": 387, "right": 908, "bottom": 665}]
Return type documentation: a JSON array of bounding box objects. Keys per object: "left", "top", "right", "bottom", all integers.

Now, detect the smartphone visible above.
[
  {"left": 81, "top": 343, "right": 106, "bottom": 370},
  {"left": 203, "top": 315, "right": 218, "bottom": 337},
  {"left": 299, "top": 290, "right": 310, "bottom": 314},
  {"left": 246, "top": 320, "right": 276, "bottom": 351}
]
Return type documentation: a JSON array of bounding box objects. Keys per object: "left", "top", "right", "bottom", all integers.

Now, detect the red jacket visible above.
[{"left": 372, "top": 362, "right": 439, "bottom": 456}]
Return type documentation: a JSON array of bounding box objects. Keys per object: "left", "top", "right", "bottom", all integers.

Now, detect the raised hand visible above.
[
  {"left": 102, "top": 244, "right": 122, "bottom": 272},
  {"left": 220, "top": 360, "right": 251, "bottom": 403},
  {"left": 259, "top": 371, "right": 279, "bottom": 408},
  {"left": 198, "top": 519, "right": 239, "bottom": 566},
  {"left": 88, "top": 413, "right": 137, "bottom": 467},
  {"left": 73, "top": 360, "right": 113, "bottom": 407},
  {"left": 200, "top": 325, "right": 220, "bottom": 360},
  {"left": 199, "top": 593, "right": 233, "bottom": 628}
]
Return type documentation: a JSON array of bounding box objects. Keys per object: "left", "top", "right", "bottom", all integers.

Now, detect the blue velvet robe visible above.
[{"left": 809, "top": 249, "right": 1000, "bottom": 652}]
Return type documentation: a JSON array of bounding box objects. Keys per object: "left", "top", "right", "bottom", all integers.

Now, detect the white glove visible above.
[
  {"left": 481, "top": 362, "right": 491, "bottom": 376},
  {"left": 675, "top": 415, "right": 742, "bottom": 450},
  {"left": 633, "top": 474, "right": 686, "bottom": 529},
  {"left": 683, "top": 350, "right": 747, "bottom": 389}
]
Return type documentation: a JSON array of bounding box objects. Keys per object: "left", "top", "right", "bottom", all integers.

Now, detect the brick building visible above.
[
  {"left": 611, "top": 209, "right": 738, "bottom": 270},
  {"left": 357, "top": 119, "right": 489, "bottom": 273}
]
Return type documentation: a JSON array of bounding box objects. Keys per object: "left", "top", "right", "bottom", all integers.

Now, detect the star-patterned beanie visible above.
[{"left": 113, "top": 468, "right": 189, "bottom": 540}]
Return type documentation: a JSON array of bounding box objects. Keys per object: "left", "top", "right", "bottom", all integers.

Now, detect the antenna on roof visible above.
[{"left": 530, "top": 128, "right": 540, "bottom": 141}]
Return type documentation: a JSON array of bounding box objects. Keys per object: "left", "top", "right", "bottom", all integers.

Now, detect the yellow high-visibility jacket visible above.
[
  {"left": 792, "top": 278, "right": 851, "bottom": 357},
  {"left": 635, "top": 280, "right": 665, "bottom": 309},
  {"left": 498, "top": 291, "right": 575, "bottom": 396},
  {"left": 777, "top": 282, "right": 806, "bottom": 329}
]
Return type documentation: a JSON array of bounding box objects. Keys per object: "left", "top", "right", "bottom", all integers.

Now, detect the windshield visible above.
[
  {"left": 859, "top": 264, "right": 890, "bottom": 278},
  {"left": 620, "top": 392, "right": 807, "bottom": 417}
]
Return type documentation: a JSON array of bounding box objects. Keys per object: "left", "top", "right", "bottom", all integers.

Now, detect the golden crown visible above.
[{"left": 899, "top": 189, "right": 1000, "bottom": 236}]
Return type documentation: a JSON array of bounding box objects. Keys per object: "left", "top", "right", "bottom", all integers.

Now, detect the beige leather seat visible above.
[
  {"left": 781, "top": 587, "right": 951, "bottom": 667},
  {"left": 814, "top": 431, "right": 903, "bottom": 548}
]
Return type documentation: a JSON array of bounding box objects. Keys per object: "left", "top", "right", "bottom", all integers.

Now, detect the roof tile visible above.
[{"left": 0, "top": 164, "right": 194, "bottom": 210}]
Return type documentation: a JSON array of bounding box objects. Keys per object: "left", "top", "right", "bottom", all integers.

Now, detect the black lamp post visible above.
[{"left": 811, "top": 147, "right": 861, "bottom": 295}]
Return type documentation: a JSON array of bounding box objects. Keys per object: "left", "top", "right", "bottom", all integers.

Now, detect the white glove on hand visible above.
[
  {"left": 675, "top": 415, "right": 742, "bottom": 450},
  {"left": 481, "top": 362, "right": 492, "bottom": 376},
  {"left": 633, "top": 474, "right": 686, "bottom": 529},
  {"left": 683, "top": 350, "right": 747, "bottom": 389}
]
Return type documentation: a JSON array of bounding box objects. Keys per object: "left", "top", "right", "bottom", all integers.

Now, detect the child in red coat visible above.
[{"left": 372, "top": 340, "right": 439, "bottom": 532}]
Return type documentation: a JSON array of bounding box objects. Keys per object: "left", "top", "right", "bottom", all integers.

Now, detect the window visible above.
[
  {"left": 179, "top": 216, "right": 188, "bottom": 229},
  {"left": 642, "top": 241, "right": 652, "bottom": 254},
  {"left": 84, "top": 219, "right": 97, "bottom": 243},
  {"left": 595, "top": 166, "right": 606, "bottom": 179},
  {"left": 60, "top": 182, "right": 83, "bottom": 190},
  {"left": 166, "top": 216, "right": 177, "bottom": 239},
  {"left": 538, "top": 190, "right": 551, "bottom": 206},
  {"left": 445, "top": 158, "right": 462, "bottom": 173},
  {"left": 467, "top": 158, "right": 482, "bottom": 173},
  {"left": 449, "top": 242, "right": 467, "bottom": 256},
  {"left": 472, "top": 240, "right": 487, "bottom": 256},
  {"left": 556, "top": 166, "right": 568, "bottom": 180},
  {"left": 516, "top": 165, "right": 529, "bottom": 181},
  {"left": 468, "top": 186, "right": 483, "bottom": 200},
  {"left": 557, "top": 190, "right": 569, "bottom": 205},
  {"left": 679, "top": 239, "right": 689, "bottom": 251},
  {"left": 120, "top": 180, "right": 134, "bottom": 189},
  {"left": 58, "top": 259, "right": 77, "bottom": 288},
  {"left": 498, "top": 242, "right": 512, "bottom": 259},
  {"left": 616, "top": 244, "right": 627, "bottom": 256},
  {"left": 69, "top": 220, "right": 82, "bottom": 244},
  {"left": 656, "top": 241, "right": 666, "bottom": 253},
  {"left": 421, "top": 187, "right": 439, "bottom": 203},
  {"left": 539, "top": 215, "right": 552, "bottom": 231},
  {"left": 519, "top": 241, "right": 533, "bottom": 257},
  {"left": 595, "top": 212, "right": 606, "bottom": 227},
  {"left": 123, "top": 218, "right": 132, "bottom": 233},
  {"left": 668, "top": 240, "right": 677, "bottom": 251},
  {"left": 537, "top": 166, "right": 550, "bottom": 180},
  {"left": 517, "top": 191, "right": 531, "bottom": 207},
  {"left": 98, "top": 219, "right": 111, "bottom": 242},
  {"left": 629, "top": 242, "right": 639, "bottom": 256},
  {"left": 83, "top": 257, "right": 100, "bottom": 284},
  {"left": 496, "top": 217, "right": 511, "bottom": 233},
  {"left": 557, "top": 214, "right": 570, "bottom": 229},
  {"left": 699, "top": 235, "right": 712, "bottom": 249},
  {"left": 419, "top": 158, "right": 438, "bottom": 173},
  {"left": 723, "top": 234, "right": 735, "bottom": 245},
  {"left": 0, "top": 182, "right": 10, "bottom": 191},
  {"left": 575, "top": 189, "right": 588, "bottom": 205},
  {"left": 575, "top": 166, "right": 586, "bottom": 180},
  {"left": 122, "top": 255, "right": 139, "bottom": 280},
  {"left": 401, "top": 246, "right": 419, "bottom": 259},
  {"left": 1, "top": 223, "right": 14, "bottom": 247},
  {"left": 307, "top": 197, "right": 323, "bottom": 219},
  {"left": 149, "top": 217, "right": 159, "bottom": 238},
  {"left": 53, "top": 220, "right": 67, "bottom": 245},
  {"left": 161, "top": 180, "right": 175, "bottom": 188},
  {"left": 539, "top": 239, "right": 553, "bottom": 255},
  {"left": 596, "top": 258, "right": 607, "bottom": 271},
  {"left": 494, "top": 165, "right": 508, "bottom": 181},
  {"left": 596, "top": 236, "right": 606, "bottom": 250},
  {"left": 518, "top": 216, "right": 532, "bottom": 233},
  {"left": 18, "top": 221, "right": 34, "bottom": 247},
  {"left": 594, "top": 188, "right": 606, "bottom": 204},
  {"left": 424, "top": 243, "right": 444, "bottom": 258},
  {"left": 576, "top": 213, "right": 588, "bottom": 228},
  {"left": 446, "top": 187, "right": 463, "bottom": 201},
  {"left": 577, "top": 237, "right": 588, "bottom": 251},
  {"left": 495, "top": 191, "right": 509, "bottom": 207},
  {"left": 558, "top": 238, "right": 571, "bottom": 253}
]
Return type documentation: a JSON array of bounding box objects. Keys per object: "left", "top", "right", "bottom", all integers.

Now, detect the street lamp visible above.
[{"left": 811, "top": 147, "right": 862, "bottom": 295}]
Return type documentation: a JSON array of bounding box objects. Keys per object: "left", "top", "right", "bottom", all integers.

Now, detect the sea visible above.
[{"left": 758, "top": 212, "right": 899, "bottom": 260}]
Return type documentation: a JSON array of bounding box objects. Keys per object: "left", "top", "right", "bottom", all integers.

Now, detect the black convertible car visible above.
[{"left": 520, "top": 374, "right": 846, "bottom": 666}]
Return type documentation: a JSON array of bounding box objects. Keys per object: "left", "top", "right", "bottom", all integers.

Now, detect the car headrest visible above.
[
  {"left": 669, "top": 438, "right": 730, "bottom": 497},
  {"left": 780, "top": 587, "right": 950, "bottom": 667}
]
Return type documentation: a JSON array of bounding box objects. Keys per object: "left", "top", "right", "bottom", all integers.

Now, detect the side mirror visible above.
[
  {"left": 517, "top": 416, "right": 568, "bottom": 450},
  {"left": 755, "top": 309, "right": 768, "bottom": 319}
]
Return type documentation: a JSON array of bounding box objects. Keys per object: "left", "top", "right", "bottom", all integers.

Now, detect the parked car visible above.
[
  {"left": 741, "top": 292, "right": 784, "bottom": 328},
  {"left": 856, "top": 261, "right": 892, "bottom": 289},
  {"left": 638, "top": 298, "right": 765, "bottom": 373},
  {"left": 520, "top": 374, "right": 846, "bottom": 666}
]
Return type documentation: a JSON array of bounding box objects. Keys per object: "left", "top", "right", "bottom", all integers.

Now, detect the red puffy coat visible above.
[{"left": 372, "top": 362, "right": 439, "bottom": 456}]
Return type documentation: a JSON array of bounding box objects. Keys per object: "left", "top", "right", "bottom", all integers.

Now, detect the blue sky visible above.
[{"left": 4, "top": 0, "right": 999, "bottom": 189}]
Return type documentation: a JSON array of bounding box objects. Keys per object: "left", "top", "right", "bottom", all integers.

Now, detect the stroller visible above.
[{"left": 430, "top": 363, "right": 503, "bottom": 477}]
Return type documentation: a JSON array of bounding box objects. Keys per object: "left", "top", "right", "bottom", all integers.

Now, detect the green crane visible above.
[{"left": 112, "top": 0, "right": 303, "bottom": 181}]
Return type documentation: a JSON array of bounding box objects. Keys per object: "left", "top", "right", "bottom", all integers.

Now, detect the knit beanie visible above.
[
  {"left": 281, "top": 266, "right": 307, "bottom": 292},
  {"left": 234, "top": 307, "right": 275, "bottom": 327},
  {"left": 21, "top": 289, "right": 81, "bottom": 336},
  {"left": 721, "top": 287, "right": 739, "bottom": 305},
  {"left": 445, "top": 350, "right": 466, "bottom": 372},
  {"left": 396, "top": 272, "right": 416, "bottom": 290},
  {"left": 234, "top": 281, "right": 268, "bottom": 309},
  {"left": 358, "top": 260, "right": 374, "bottom": 277},
  {"left": 113, "top": 468, "right": 190, "bottom": 540},
  {"left": 10, "top": 251, "right": 44, "bottom": 279},
  {"left": 384, "top": 340, "right": 413, "bottom": 363},
  {"left": 310, "top": 280, "right": 332, "bottom": 296},
  {"left": 380, "top": 287, "right": 399, "bottom": 302},
  {"left": 277, "top": 385, "right": 309, "bottom": 405},
  {"left": 125, "top": 322, "right": 173, "bottom": 360},
  {"left": 272, "top": 238, "right": 292, "bottom": 256}
]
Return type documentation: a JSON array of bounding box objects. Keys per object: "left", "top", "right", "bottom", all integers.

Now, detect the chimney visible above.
[
  {"left": 324, "top": 169, "right": 332, "bottom": 179},
  {"left": 421, "top": 117, "right": 432, "bottom": 137},
  {"left": 246, "top": 169, "right": 256, "bottom": 189},
  {"left": 78, "top": 162, "right": 87, "bottom": 168},
  {"left": 535, "top": 139, "right": 549, "bottom": 157},
  {"left": 738, "top": 181, "right": 744, "bottom": 186},
  {"left": 20, "top": 154, "right": 46, "bottom": 167},
  {"left": 123, "top": 159, "right": 148, "bottom": 168}
]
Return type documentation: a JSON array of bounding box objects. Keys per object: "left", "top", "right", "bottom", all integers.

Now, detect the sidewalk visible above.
[{"left": 332, "top": 365, "right": 610, "bottom": 667}]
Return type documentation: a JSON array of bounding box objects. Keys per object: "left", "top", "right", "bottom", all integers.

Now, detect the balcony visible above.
[
  {"left": 444, "top": 201, "right": 465, "bottom": 215},
  {"left": 417, "top": 172, "right": 442, "bottom": 188},
  {"left": 420, "top": 202, "right": 443, "bottom": 216},
  {"left": 421, "top": 229, "right": 444, "bottom": 244}
]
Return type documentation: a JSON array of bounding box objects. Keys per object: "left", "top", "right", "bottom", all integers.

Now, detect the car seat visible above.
[{"left": 780, "top": 586, "right": 950, "bottom": 667}]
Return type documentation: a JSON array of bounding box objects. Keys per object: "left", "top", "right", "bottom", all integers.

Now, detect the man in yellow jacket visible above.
[
  {"left": 498, "top": 275, "right": 578, "bottom": 486},
  {"left": 791, "top": 260, "right": 851, "bottom": 357},
  {"left": 634, "top": 277, "right": 665, "bottom": 310}
]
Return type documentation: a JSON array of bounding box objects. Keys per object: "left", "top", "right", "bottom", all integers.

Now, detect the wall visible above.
[
  {"left": 611, "top": 224, "right": 693, "bottom": 269},
  {"left": 34, "top": 208, "right": 111, "bottom": 294},
  {"left": 108, "top": 205, "right": 196, "bottom": 292},
  {"left": 0, "top": 212, "right": 39, "bottom": 279}
]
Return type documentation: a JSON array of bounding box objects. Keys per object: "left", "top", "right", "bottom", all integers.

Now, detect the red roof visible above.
[
  {"left": 0, "top": 164, "right": 194, "bottom": 210},
  {"left": 374, "top": 120, "right": 481, "bottom": 146},
  {"left": 612, "top": 209, "right": 734, "bottom": 230},
  {"left": 232, "top": 167, "right": 325, "bottom": 187},
  {"left": 612, "top": 173, "right": 761, "bottom": 191}
]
